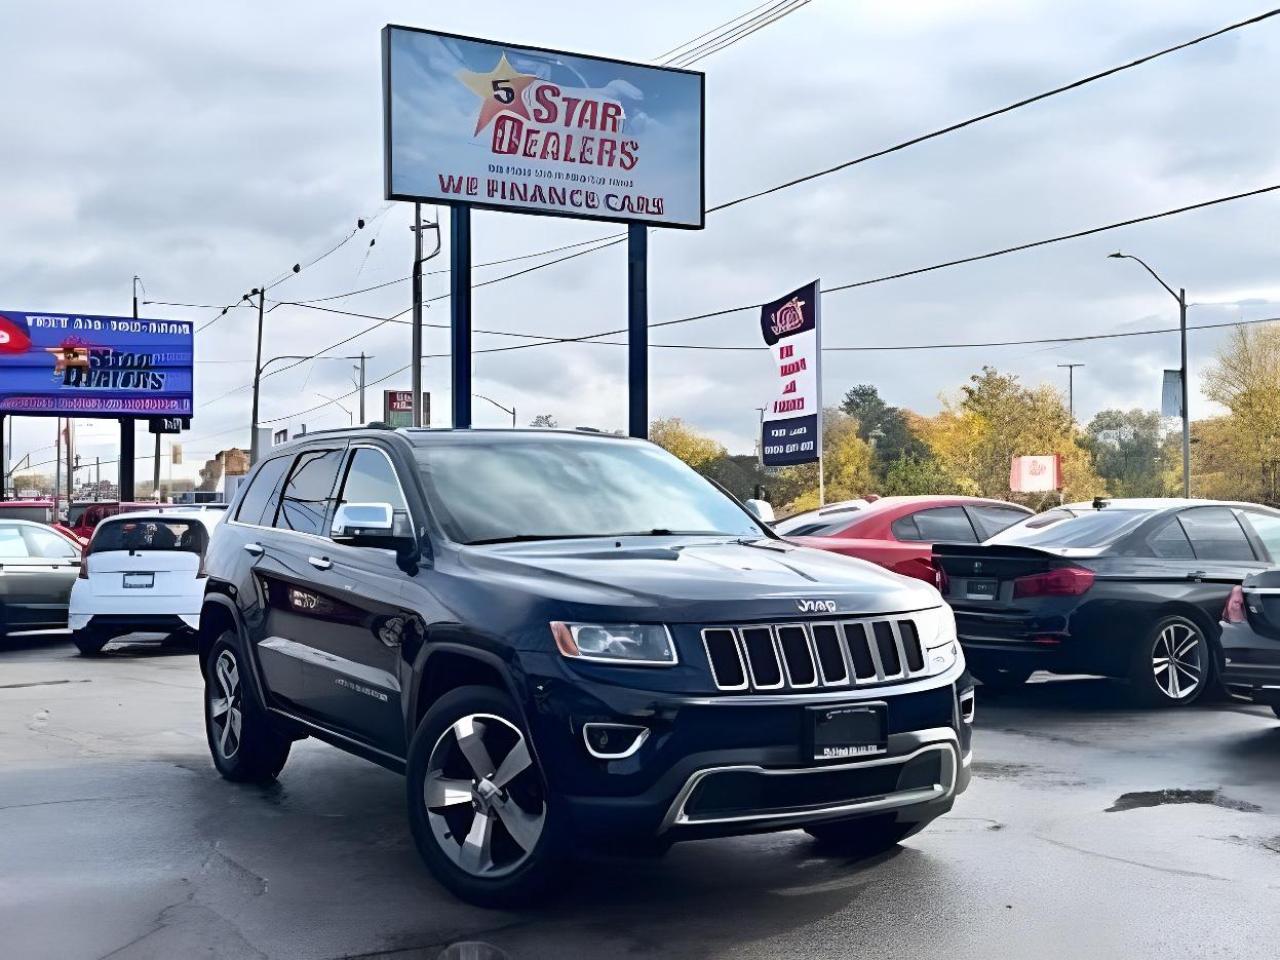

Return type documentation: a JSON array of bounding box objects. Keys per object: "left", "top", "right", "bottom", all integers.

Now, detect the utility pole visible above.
[
  {"left": 95, "top": 456, "right": 101, "bottom": 500},
  {"left": 54, "top": 419, "right": 62, "bottom": 517},
  {"left": 357, "top": 352, "right": 367, "bottom": 425},
  {"left": 1179, "top": 287, "right": 1190, "bottom": 499},
  {"left": 249, "top": 287, "right": 265, "bottom": 464},
  {"left": 1057, "top": 363, "right": 1084, "bottom": 427}
]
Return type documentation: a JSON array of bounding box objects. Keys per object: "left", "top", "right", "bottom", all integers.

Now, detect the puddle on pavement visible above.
[{"left": 1107, "top": 788, "right": 1261, "bottom": 813}]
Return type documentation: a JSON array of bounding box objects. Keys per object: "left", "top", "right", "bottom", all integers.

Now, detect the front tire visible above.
[
  {"left": 1130, "top": 614, "right": 1213, "bottom": 707},
  {"left": 204, "top": 633, "right": 290, "bottom": 782},
  {"left": 805, "top": 814, "right": 915, "bottom": 857},
  {"left": 406, "top": 685, "right": 563, "bottom": 907},
  {"left": 72, "top": 629, "right": 108, "bottom": 657}
]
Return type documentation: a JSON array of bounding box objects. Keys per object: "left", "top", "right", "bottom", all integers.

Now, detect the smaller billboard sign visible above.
[
  {"left": 760, "top": 281, "right": 822, "bottom": 467},
  {"left": 1010, "top": 454, "right": 1062, "bottom": 493},
  {"left": 272, "top": 428, "right": 289, "bottom": 446},
  {"left": 383, "top": 390, "right": 431, "bottom": 428},
  {"left": 0, "top": 309, "right": 193, "bottom": 417}
]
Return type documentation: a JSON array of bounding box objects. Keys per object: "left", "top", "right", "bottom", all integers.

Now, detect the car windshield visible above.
[
  {"left": 987, "top": 509, "right": 1149, "bottom": 549},
  {"left": 414, "top": 436, "right": 766, "bottom": 545},
  {"left": 89, "top": 519, "right": 207, "bottom": 554}
]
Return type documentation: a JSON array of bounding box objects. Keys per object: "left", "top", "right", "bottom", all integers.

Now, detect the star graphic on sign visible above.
[{"left": 455, "top": 53, "right": 538, "bottom": 135}]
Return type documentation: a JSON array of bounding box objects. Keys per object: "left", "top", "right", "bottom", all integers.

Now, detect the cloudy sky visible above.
[{"left": 3, "top": 0, "right": 1279, "bottom": 485}]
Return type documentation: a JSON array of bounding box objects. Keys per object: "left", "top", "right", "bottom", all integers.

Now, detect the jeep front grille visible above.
[{"left": 701, "top": 617, "right": 929, "bottom": 692}]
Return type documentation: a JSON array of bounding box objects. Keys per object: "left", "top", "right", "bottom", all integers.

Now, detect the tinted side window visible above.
[
  {"left": 911, "top": 507, "right": 979, "bottom": 543},
  {"left": 1147, "top": 517, "right": 1193, "bottom": 559},
  {"left": 336, "top": 447, "right": 411, "bottom": 536},
  {"left": 235, "top": 456, "right": 291, "bottom": 526},
  {"left": 1179, "top": 507, "right": 1256, "bottom": 562},
  {"left": 970, "top": 506, "right": 1030, "bottom": 539},
  {"left": 275, "top": 449, "right": 344, "bottom": 536},
  {"left": 891, "top": 514, "right": 921, "bottom": 541},
  {"left": 1242, "top": 511, "right": 1280, "bottom": 562}
]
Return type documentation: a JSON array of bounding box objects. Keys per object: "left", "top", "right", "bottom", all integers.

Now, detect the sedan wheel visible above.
[
  {"left": 1132, "top": 615, "right": 1212, "bottom": 706},
  {"left": 424, "top": 713, "right": 546, "bottom": 879},
  {"left": 1151, "top": 620, "right": 1206, "bottom": 701}
]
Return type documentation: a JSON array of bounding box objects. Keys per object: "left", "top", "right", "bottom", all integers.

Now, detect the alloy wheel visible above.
[
  {"left": 209, "top": 649, "right": 244, "bottom": 760},
  {"left": 1151, "top": 620, "right": 1205, "bottom": 701},
  {"left": 424, "top": 713, "right": 546, "bottom": 879}
]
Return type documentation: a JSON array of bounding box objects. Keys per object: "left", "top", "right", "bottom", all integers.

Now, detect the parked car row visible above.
[{"left": 5, "top": 431, "right": 1280, "bottom": 911}]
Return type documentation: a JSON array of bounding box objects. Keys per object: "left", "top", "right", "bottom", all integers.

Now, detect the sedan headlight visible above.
[
  {"left": 550, "top": 622, "right": 678, "bottom": 666},
  {"left": 912, "top": 605, "right": 963, "bottom": 676}
]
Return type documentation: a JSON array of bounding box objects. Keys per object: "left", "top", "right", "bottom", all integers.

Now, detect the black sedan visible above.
[
  {"left": 933, "top": 498, "right": 1280, "bottom": 706},
  {"left": 1221, "top": 570, "right": 1280, "bottom": 719}
]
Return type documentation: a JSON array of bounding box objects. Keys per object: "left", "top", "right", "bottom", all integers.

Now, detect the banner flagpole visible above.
[{"left": 816, "top": 279, "right": 824, "bottom": 506}]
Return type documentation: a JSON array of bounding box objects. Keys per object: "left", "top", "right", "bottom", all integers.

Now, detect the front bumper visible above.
[{"left": 521, "top": 654, "right": 972, "bottom": 841}]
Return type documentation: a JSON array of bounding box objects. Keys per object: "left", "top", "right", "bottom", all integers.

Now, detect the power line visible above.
[
  {"left": 666, "top": 1, "right": 812, "bottom": 67},
  {"left": 263, "top": 6, "right": 1279, "bottom": 313},
  {"left": 653, "top": 0, "right": 784, "bottom": 62}
]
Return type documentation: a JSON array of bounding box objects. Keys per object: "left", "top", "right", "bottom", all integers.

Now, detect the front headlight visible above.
[
  {"left": 550, "top": 622, "right": 678, "bottom": 666},
  {"left": 912, "top": 605, "right": 963, "bottom": 676}
]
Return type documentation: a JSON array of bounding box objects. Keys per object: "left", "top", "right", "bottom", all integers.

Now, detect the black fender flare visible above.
[
  {"left": 198, "top": 592, "right": 274, "bottom": 713},
  {"left": 405, "top": 639, "right": 534, "bottom": 744}
]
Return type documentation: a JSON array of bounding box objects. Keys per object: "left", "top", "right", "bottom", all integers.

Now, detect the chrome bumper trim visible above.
[{"left": 659, "top": 729, "right": 959, "bottom": 833}]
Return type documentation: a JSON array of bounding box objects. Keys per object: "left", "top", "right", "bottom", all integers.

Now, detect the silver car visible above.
[{"left": 0, "top": 519, "right": 82, "bottom": 636}]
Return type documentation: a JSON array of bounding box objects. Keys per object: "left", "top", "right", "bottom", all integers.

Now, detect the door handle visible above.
[
  {"left": 1187, "top": 570, "right": 1206, "bottom": 580},
  {"left": 308, "top": 556, "right": 333, "bottom": 571},
  {"left": 243, "top": 543, "right": 264, "bottom": 557}
]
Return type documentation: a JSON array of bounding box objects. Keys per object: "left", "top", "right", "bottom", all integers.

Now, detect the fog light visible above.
[
  {"left": 582, "top": 722, "right": 649, "bottom": 760},
  {"left": 959, "top": 688, "right": 976, "bottom": 724}
]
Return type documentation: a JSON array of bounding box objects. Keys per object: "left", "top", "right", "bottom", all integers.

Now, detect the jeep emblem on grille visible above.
[{"left": 796, "top": 599, "right": 837, "bottom": 614}]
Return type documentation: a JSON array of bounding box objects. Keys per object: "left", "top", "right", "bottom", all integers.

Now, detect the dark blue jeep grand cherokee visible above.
[{"left": 198, "top": 427, "right": 973, "bottom": 906}]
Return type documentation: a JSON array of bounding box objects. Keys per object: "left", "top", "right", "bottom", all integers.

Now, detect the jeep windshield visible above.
[{"left": 413, "top": 434, "right": 766, "bottom": 545}]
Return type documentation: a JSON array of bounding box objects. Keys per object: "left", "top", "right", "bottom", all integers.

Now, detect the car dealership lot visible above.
[{"left": 2, "top": 637, "right": 1279, "bottom": 960}]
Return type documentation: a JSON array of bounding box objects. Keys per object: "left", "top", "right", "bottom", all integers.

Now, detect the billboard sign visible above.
[
  {"left": 382, "top": 26, "right": 705, "bottom": 228},
  {"left": 149, "top": 416, "right": 190, "bottom": 435},
  {"left": 0, "top": 310, "right": 193, "bottom": 417},
  {"left": 760, "top": 280, "right": 822, "bottom": 467}
]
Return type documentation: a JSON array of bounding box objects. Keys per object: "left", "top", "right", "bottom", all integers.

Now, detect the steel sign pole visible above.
[
  {"left": 119, "top": 416, "right": 134, "bottom": 502},
  {"left": 1179, "top": 287, "right": 1190, "bottom": 497},
  {"left": 450, "top": 204, "right": 473, "bottom": 429},
  {"left": 627, "top": 223, "right": 648, "bottom": 439},
  {"left": 411, "top": 203, "right": 424, "bottom": 428},
  {"left": 358, "top": 352, "right": 367, "bottom": 425}
]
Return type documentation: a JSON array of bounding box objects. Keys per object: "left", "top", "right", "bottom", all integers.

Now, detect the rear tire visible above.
[
  {"left": 204, "top": 633, "right": 290, "bottom": 783},
  {"left": 971, "top": 664, "right": 1033, "bottom": 694},
  {"left": 805, "top": 814, "right": 915, "bottom": 857},
  {"left": 406, "top": 685, "right": 564, "bottom": 907},
  {"left": 1129, "top": 614, "right": 1213, "bottom": 707},
  {"left": 72, "top": 629, "right": 108, "bottom": 657}
]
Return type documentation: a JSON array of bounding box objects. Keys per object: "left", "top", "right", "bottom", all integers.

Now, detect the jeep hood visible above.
[{"left": 455, "top": 535, "right": 940, "bottom": 620}]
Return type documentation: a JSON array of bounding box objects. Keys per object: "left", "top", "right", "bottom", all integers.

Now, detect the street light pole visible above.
[
  {"left": 357, "top": 352, "right": 366, "bottom": 425},
  {"left": 473, "top": 393, "right": 516, "bottom": 427},
  {"left": 1108, "top": 252, "right": 1190, "bottom": 497},
  {"left": 1057, "top": 363, "right": 1084, "bottom": 427}
]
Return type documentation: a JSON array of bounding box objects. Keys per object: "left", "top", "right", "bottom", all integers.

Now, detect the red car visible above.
[{"left": 777, "top": 495, "right": 1033, "bottom": 584}]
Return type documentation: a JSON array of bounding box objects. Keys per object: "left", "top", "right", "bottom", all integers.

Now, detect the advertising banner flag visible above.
[
  {"left": 1009, "top": 454, "right": 1063, "bottom": 493},
  {"left": 0, "top": 310, "right": 193, "bottom": 417},
  {"left": 382, "top": 26, "right": 705, "bottom": 228},
  {"left": 760, "top": 280, "right": 822, "bottom": 467},
  {"left": 1161, "top": 369, "right": 1183, "bottom": 418}
]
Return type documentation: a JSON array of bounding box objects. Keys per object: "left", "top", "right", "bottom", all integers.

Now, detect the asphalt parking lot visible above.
[{"left": 2, "top": 636, "right": 1278, "bottom": 960}]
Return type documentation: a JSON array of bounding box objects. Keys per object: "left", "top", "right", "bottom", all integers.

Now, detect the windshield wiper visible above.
[{"left": 601, "top": 529, "right": 736, "bottom": 537}]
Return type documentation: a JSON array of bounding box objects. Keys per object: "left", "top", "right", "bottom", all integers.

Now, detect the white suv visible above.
[{"left": 69, "top": 511, "right": 220, "bottom": 656}]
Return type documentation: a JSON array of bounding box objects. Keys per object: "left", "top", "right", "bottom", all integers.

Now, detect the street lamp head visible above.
[{"left": 1107, "top": 252, "right": 1126, "bottom": 259}]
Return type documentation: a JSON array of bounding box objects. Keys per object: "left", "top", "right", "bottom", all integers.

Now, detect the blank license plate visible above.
[
  {"left": 809, "top": 704, "right": 887, "bottom": 761},
  {"left": 965, "top": 578, "right": 998, "bottom": 600},
  {"left": 123, "top": 572, "right": 154, "bottom": 589}
]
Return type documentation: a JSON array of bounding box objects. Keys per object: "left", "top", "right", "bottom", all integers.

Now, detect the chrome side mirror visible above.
[
  {"left": 744, "top": 498, "right": 776, "bottom": 523},
  {"left": 332, "top": 502, "right": 394, "bottom": 537}
]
